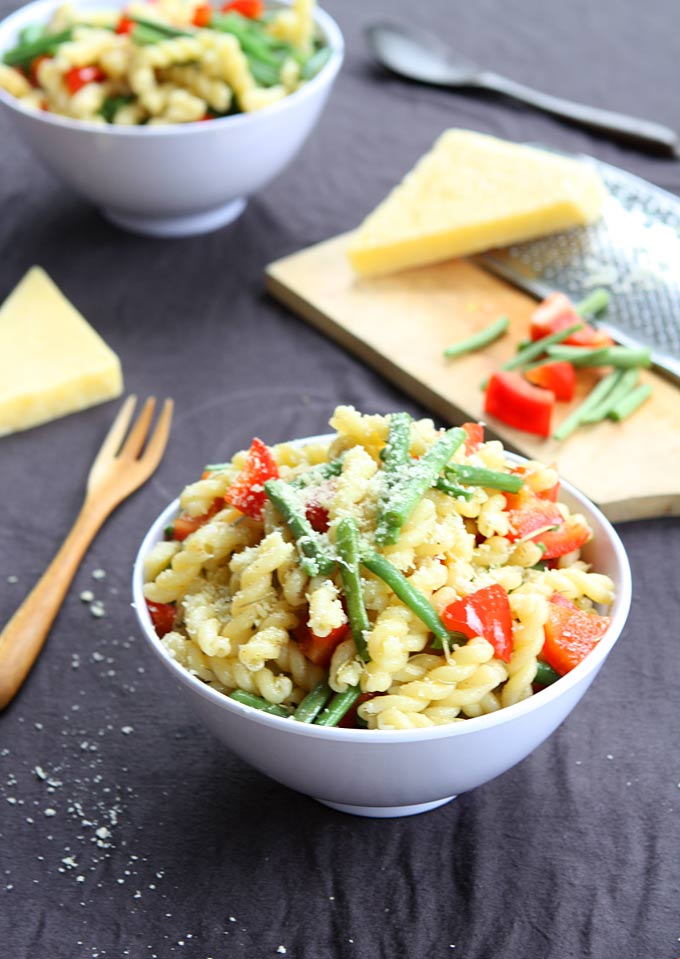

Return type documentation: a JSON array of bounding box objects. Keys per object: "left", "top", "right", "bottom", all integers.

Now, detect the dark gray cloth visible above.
[{"left": 1, "top": 1, "right": 679, "bottom": 956}]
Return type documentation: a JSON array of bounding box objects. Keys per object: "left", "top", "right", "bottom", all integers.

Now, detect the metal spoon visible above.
[{"left": 365, "top": 20, "right": 679, "bottom": 157}]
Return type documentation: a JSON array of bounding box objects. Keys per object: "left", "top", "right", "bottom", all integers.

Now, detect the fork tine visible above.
[
  {"left": 88, "top": 395, "right": 137, "bottom": 477},
  {"left": 139, "top": 398, "right": 174, "bottom": 474},
  {"left": 119, "top": 396, "right": 156, "bottom": 460}
]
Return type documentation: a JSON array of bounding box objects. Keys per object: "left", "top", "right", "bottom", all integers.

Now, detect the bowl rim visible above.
[
  {"left": 0, "top": 0, "right": 344, "bottom": 135},
  {"left": 132, "top": 435, "right": 632, "bottom": 743}
]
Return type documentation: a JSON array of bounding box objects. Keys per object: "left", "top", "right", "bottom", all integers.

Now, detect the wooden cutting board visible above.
[{"left": 265, "top": 232, "right": 680, "bottom": 523}]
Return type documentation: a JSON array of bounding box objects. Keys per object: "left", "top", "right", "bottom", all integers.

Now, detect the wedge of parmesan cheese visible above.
[
  {"left": 347, "top": 129, "right": 606, "bottom": 277},
  {"left": 0, "top": 267, "right": 123, "bottom": 436}
]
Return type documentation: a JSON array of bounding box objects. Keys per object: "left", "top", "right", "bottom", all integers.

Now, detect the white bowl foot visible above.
[
  {"left": 101, "top": 197, "right": 247, "bottom": 237},
  {"left": 317, "top": 795, "right": 457, "bottom": 818}
]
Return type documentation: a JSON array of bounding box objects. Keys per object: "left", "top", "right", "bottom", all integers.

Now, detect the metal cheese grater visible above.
[{"left": 476, "top": 155, "right": 680, "bottom": 384}]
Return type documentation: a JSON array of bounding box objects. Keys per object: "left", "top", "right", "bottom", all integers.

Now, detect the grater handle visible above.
[{"left": 475, "top": 73, "right": 679, "bottom": 157}]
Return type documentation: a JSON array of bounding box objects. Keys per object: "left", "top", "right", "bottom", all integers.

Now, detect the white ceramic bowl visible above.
[
  {"left": 132, "top": 441, "right": 632, "bottom": 817},
  {"left": 0, "top": 0, "right": 343, "bottom": 236}
]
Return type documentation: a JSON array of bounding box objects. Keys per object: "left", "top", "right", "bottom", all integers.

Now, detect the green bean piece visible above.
[
  {"left": 293, "top": 681, "right": 333, "bottom": 723},
  {"left": 603, "top": 367, "right": 641, "bottom": 402},
  {"left": 301, "top": 46, "right": 331, "bottom": 80},
  {"left": 534, "top": 661, "right": 561, "bottom": 688},
  {"left": 551, "top": 370, "right": 623, "bottom": 442},
  {"left": 380, "top": 427, "right": 466, "bottom": 542},
  {"left": 446, "top": 464, "right": 524, "bottom": 493},
  {"left": 546, "top": 344, "right": 651, "bottom": 368},
  {"left": 375, "top": 412, "right": 412, "bottom": 543},
  {"left": 608, "top": 383, "right": 652, "bottom": 421},
  {"left": 552, "top": 408, "right": 588, "bottom": 443},
  {"left": 229, "top": 689, "right": 290, "bottom": 717},
  {"left": 543, "top": 345, "right": 610, "bottom": 366},
  {"left": 315, "top": 686, "right": 362, "bottom": 727},
  {"left": 434, "top": 477, "right": 473, "bottom": 500},
  {"left": 129, "top": 15, "right": 192, "bottom": 37},
  {"left": 443, "top": 315, "right": 510, "bottom": 359},
  {"left": 289, "top": 458, "right": 344, "bottom": 489},
  {"left": 99, "top": 95, "right": 134, "bottom": 123},
  {"left": 264, "top": 479, "right": 335, "bottom": 577},
  {"left": 19, "top": 24, "right": 45, "bottom": 45},
  {"left": 575, "top": 288, "right": 610, "bottom": 318},
  {"left": 335, "top": 518, "right": 370, "bottom": 662},
  {"left": 361, "top": 551, "right": 451, "bottom": 645},
  {"left": 211, "top": 13, "right": 284, "bottom": 65},
  {"left": 380, "top": 411, "right": 412, "bottom": 469},
  {"left": 500, "top": 322, "right": 585, "bottom": 372},
  {"left": 3, "top": 28, "right": 72, "bottom": 66},
  {"left": 131, "top": 23, "right": 175, "bottom": 44},
  {"left": 579, "top": 369, "right": 634, "bottom": 423},
  {"left": 247, "top": 57, "right": 281, "bottom": 87}
]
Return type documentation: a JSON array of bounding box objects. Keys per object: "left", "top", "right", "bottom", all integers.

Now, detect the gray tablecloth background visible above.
[{"left": 1, "top": 1, "right": 679, "bottom": 956}]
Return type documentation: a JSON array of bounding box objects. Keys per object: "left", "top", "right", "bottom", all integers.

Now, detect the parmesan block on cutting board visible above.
[
  {"left": 0, "top": 267, "right": 123, "bottom": 437},
  {"left": 347, "top": 129, "right": 606, "bottom": 277}
]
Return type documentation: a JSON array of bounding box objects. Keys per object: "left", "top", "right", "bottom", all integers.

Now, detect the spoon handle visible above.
[{"left": 477, "top": 72, "right": 678, "bottom": 156}]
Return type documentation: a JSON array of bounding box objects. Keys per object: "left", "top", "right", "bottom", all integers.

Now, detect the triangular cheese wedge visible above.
[
  {"left": 0, "top": 267, "right": 123, "bottom": 436},
  {"left": 347, "top": 129, "right": 605, "bottom": 277}
]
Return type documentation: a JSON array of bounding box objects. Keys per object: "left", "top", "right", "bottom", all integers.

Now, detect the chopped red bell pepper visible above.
[
  {"left": 542, "top": 603, "right": 610, "bottom": 675},
  {"left": 533, "top": 515, "right": 591, "bottom": 559},
  {"left": 221, "top": 0, "right": 263, "bottom": 16},
  {"left": 506, "top": 492, "right": 564, "bottom": 542},
  {"left": 146, "top": 600, "right": 176, "bottom": 638},
  {"left": 305, "top": 499, "right": 330, "bottom": 533},
  {"left": 530, "top": 292, "right": 614, "bottom": 349},
  {"left": 441, "top": 584, "right": 513, "bottom": 662},
  {"left": 524, "top": 361, "right": 576, "bottom": 402},
  {"left": 192, "top": 3, "right": 212, "bottom": 26},
  {"left": 115, "top": 15, "right": 135, "bottom": 33},
  {"left": 224, "top": 438, "right": 279, "bottom": 520},
  {"left": 294, "top": 622, "right": 349, "bottom": 668},
  {"left": 461, "top": 421, "right": 484, "bottom": 455},
  {"left": 484, "top": 370, "right": 554, "bottom": 437},
  {"left": 65, "top": 65, "right": 106, "bottom": 95},
  {"left": 170, "top": 498, "right": 223, "bottom": 541},
  {"left": 537, "top": 478, "right": 560, "bottom": 502}
]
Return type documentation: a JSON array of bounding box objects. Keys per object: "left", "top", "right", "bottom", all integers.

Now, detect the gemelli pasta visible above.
[
  {"left": 0, "top": 0, "right": 327, "bottom": 124},
  {"left": 142, "top": 407, "right": 615, "bottom": 730}
]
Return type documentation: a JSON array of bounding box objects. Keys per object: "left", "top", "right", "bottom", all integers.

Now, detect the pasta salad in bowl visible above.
[
  {"left": 132, "top": 407, "right": 631, "bottom": 817},
  {"left": 0, "top": 0, "right": 343, "bottom": 235}
]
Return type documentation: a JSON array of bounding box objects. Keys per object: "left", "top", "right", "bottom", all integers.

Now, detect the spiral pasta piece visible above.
[
  {"left": 502, "top": 593, "right": 549, "bottom": 708},
  {"left": 362, "top": 604, "right": 413, "bottom": 692},
  {"left": 0, "top": 64, "right": 32, "bottom": 98},
  {"left": 143, "top": 518, "right": 257, "bottom": 603},
  {"left": 140, "top": 36, "right": 203, "bottom": 69},
  {"left": 162, "top": 64, "right": 232, "bottom": 112},
  {"left": 274, "top": 642, "right": 325, "bottom": 693},
  {"left": 329, "top": 638, "right": 363, "bottom": 693},
  {"left": 307, "top": 578, "right": 346, "bottom": 637}
]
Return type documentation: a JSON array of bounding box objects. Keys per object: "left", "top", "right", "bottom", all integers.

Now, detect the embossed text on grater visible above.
[{"left": 488, "top": 158, "right": 680, "bottom": 358}]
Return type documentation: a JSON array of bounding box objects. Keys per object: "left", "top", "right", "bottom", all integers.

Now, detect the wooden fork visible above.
[{"left": 0, "top": 396, "right": 174, "bottom": 711}]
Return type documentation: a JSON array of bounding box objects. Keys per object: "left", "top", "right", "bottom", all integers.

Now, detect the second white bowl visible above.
[{"left": 0, "top": 0, "right": 344, "bottom": 236}]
